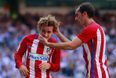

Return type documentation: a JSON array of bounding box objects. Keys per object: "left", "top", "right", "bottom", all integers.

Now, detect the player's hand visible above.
[
  {"left": 54, "top": 22, "right": 61, "bottom": 35},
  {"left": 39, "top": 62, "right": 51, "bottom": 70},
  {"left": 39, "top": 34, "right": 48, "bottom": 45},
  {"left": 19, "top": 65, "right": 29, "bottom": 76}
]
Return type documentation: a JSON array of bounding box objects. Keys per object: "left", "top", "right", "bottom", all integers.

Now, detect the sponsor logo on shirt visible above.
[{"left": 29, "top": 53, "right": 49, "bottom": 61}]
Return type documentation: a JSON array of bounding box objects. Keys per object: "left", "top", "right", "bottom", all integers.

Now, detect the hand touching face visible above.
[{"left": 38, "top": 34, "right": 48, "bottom": 45}]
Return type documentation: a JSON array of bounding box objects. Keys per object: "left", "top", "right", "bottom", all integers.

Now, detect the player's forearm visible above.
[
  {"left": 56, "top": 32, "right": 70, "bottom": 42},
  {"left": 47, "top": 41, "right": 75, "bottom": 50},
  {"left": 14, "top": 53, "right": 23, "bottom": 68}
]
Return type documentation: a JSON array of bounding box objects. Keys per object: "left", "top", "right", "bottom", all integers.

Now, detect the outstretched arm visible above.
[{"left": 39, "top": 35, "right": 82, "bottom": 50}]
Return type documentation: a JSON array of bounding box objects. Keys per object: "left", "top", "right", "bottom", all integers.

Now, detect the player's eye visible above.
[{"left": 47, "top": 31, "right": 51, "bottom": 33}]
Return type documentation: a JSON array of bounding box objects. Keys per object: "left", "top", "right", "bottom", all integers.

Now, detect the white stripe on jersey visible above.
[
  {"left": 83, "top": 44, "right": 91, "bottom": 78},
  {"left": 102, "top": 28, "right": 109, "bottom": 78},
  {"left": 30, "top": 39, "right": 39, "bottom": 78},
  {"left": 24, "top": 50, "right": 28, "bottom": 66},
  {"left": 41, "top": 46, "right": 50, "bottom": 78},
  {"left": 96, "top": 29, "right": 102, "bottom": 78}
]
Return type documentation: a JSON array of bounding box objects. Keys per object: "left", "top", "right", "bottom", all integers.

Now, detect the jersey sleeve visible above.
[
  {"left": 49, "top": 48, "right": 61, "bottom": 72},
  {"left": 14, "top": 36, "right": 28, "bottom": 68},
  {"left": 77, "top": 25, "right": 97, "bottom": 43}
]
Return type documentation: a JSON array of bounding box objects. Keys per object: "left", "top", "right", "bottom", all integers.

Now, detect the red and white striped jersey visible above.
[
  {"left": 14, "top": 34, "right": 60, "bottom": 78},
  {"left": 77, "top": 22, "right": 109, "bottom": 78}
]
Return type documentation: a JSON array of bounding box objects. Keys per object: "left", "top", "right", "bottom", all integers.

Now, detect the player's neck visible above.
[{"left": 84, "top": 18, "right": 94, "bottom": 27}]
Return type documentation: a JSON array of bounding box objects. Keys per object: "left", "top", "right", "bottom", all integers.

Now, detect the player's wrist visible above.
[
  {"left": 48, "top": 63, "right": 51, "bottom": 69},
  {"left": 19, "top": 65, "right": 25, "bottom": 69},
  {"left": 56, "top": 31, "right": 62, "bottom": 37},
  {"left": 47, "top": 63, "right": 51, "bottom": 69},
  {"left": 17, "top": 63, "right": 23, "bottom": 69},
  {"left": 46, "top": 42, "right": 51, "bottom": 46}
]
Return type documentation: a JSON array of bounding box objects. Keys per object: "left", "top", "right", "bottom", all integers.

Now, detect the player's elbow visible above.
[
  {"left": 56, "top": 67, "right": 60, "bottom": 72},
  {"left": 52, "top": 65, "right": 60, "bottom": 72},
  {"left": 55, "top": 65, "right": 60, "bottom": 71},
  {"left": 49, "top": 64, "right": 60, "bottom": 72}
]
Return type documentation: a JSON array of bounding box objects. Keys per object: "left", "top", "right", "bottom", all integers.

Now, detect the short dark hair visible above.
[{"left": 78, "top": 2, "right": 95, "bottom": 18}]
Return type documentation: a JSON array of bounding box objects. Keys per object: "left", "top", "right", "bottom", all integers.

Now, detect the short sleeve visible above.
[{"left": 77, "top": 25, "right": 97, "bottom": 43}]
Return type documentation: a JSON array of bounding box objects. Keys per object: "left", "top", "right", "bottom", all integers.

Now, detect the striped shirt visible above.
[
  {"left": 14, "top": 34, "right": 60, "bottom": 78},
  {"left": 77, "top": 22, "right": 109, "bottom": 78}
]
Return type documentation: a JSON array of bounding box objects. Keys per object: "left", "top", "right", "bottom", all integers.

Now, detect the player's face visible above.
[
  {"left": 40, "top": 26, "right": 54, "bottom": 39},
  {"left": 75, "top": 8, "right": 85, "bottom": 26}
]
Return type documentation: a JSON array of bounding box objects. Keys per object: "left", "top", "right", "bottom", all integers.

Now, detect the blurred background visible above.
[{"left": 0, "top": 0, "right": 116, "bottom": 78}]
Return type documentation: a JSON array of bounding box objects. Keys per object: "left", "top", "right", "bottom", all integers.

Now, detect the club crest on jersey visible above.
[{"left": 46, "top": 48, "right": 51, "bottom": 54}]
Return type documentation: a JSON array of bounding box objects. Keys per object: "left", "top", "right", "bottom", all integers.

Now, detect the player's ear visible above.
[
  {"left": 82, "top": 11, "right": 87, "bottom": 16},
  {"left": 83, "top": 12, "right": 88, "bottom": 16}
]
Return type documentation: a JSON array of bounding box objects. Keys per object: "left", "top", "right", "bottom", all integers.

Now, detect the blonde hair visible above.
[{"left": 37, "top": 15, "right": 58, "bottom": 31}]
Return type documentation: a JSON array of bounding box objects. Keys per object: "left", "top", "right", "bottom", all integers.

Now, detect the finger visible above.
[
  {"left": 20, "top": 70, "right": 24, "bottom": 76},
  {"left": 38, "top": 35, "right": 44, "bottom": 41},
  {"left": 25, "top": 69, "right": 29, "bottom": 76},
  {"left": 21, "top": 68, "right": 29, "bottom": 76},
  {"left": 23, "top": 70, "right": 28, "bottom": 76},
  {"left": 23, "top": 69, "right": 27, "bottom": 76},
  {"left": 38, "top": 37, "right": 43, "bottom": 42},
  {"left": 39, "top": 64, "right": 42, "bottom": 69},
  {"left": 39, "top": 34, "right": 43, "bottom": 38},
  {"left": 41, "top": 64, "right": 46, "bottom": 69},
  {"left": 20, "top": 70, "right": 25, "bottom": 76},
  {"left": 41, "top": 64, "right": 44, "bottom": 68}
]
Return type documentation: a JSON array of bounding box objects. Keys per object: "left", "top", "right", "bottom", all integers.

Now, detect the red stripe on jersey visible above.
[
  {"left": 90, "top": 44, "right": 92, "bottom": 78},
  {"left": 99, "top": 27, "right": 106, "bottom": 78},
  {"left": 82, "top": 47, "right": 88, "bottom": 77},
  {"left": 46, "top": 70, "right": 50, "bottom": 78},
  {"left": 35, "top": 42, "right": 43, "bottom": 78},
  {"left": 93, "top": 39, "right": 99, "bottom": 78}
]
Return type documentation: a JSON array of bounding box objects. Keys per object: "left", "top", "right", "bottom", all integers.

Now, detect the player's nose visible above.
[{"left": 44, "top": 33, "right": 48, "bottom": 37}]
